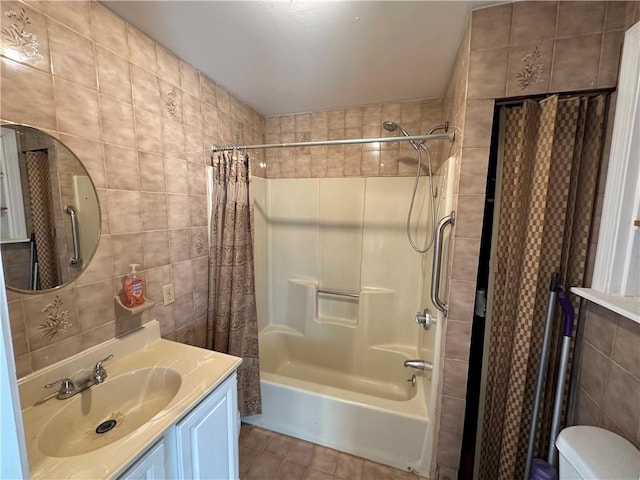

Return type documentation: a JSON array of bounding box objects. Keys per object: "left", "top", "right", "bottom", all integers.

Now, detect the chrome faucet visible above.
[
  {"left": 403, "top": 359, "right": 433, "bottom": 371},
  {"left": 45, "top": 354, "right": 113, "bottom": 400}
]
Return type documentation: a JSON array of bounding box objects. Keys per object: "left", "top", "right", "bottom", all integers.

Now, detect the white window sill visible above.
[{"left": 571, "top": 287, "right": 640, "bottom": 325}]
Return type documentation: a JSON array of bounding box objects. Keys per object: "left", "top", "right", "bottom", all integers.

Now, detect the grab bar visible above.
[
  {"left": 317, "top": 288, "right": 360, "bottom": 299},
  {"left": 64, "top": 205, "right": 81, "bottom": 266},
  {"left": 431, "top": 211, "right": 455, "bottom": 315}
]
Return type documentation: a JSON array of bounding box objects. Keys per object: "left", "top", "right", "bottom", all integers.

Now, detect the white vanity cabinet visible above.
[
  {"left": 118, "top": 372, "right": 239, "bottom": 480},
  {"left": 118, "top": 441, "right": 167, "bottom": 480},
  {"left": 167, "top": 372, "right": 239, "bottom": 480}
]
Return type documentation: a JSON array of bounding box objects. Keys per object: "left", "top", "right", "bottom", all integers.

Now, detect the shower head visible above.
[
  {"left": 382, "top": 120, "right": 420, "bottom": 150},
  {"left": 382, "top": 121, "right": 412, "bottom": 138},
  {"left": 382, "top": 120, "right": 398, "bottom": 132}
]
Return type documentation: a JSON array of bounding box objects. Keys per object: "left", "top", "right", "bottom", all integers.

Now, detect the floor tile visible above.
[
  {"left": 304, "top": 468, "right": 334, "bottom": 480},
  {"left": 239, "top": 426, "right": 415, "bottom": 480},
  {"left": 394, "top": 469, "right": 421, "bottom": 480},
  {"left": 309, "top": 445, "right": 338, "bottom": 474},
  {"left": 286, "top": 438, "right": 316, "bottom": 466},
  {"left": 246, "top": 450, "right": 282, "bottom": 479},
  {"left": 276, "top": 460, "right": 307, "bottom": 480},
  {"left": 334, "top": 452, "right": 364, "bottom": 479},
  {"left": 265, "top": 432, "right": 293, "bottom": 457},
  {"left": 363, "top": 460, "right": 400, "bottom": 480},
  {"left": 239, "top": 445, "right": 258, "bottom": 476},
  {"left": 239, "top": 424, "right": 253, "bottom": 445},
  {"left": 243, "top": 427, "right": 270, "bottom": 451}
]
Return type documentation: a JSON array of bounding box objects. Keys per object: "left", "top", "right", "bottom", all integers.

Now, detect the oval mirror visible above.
[{"left": 0, "top": 124, "right": 100, "bottom": 292}]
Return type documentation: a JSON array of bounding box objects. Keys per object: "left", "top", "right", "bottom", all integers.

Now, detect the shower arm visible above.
[{"left": 416, "top": 122, "right": 450, "bottom": 151}]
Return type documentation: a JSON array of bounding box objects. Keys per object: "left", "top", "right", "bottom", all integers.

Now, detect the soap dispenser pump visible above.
[{"left": 123, "top": 263, "right": 145, "bottom": 308}]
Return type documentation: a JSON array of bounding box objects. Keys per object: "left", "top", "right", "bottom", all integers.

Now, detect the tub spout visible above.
[{"left": 403, "top": 360, "right": 433, "bottom": 371}]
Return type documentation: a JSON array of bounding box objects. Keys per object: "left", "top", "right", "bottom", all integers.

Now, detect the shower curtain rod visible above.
[{"left": 211, "top": 132, "right": 454, "bottom": 153}]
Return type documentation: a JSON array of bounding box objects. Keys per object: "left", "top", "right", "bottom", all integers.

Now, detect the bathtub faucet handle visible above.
[{"left": 415, "top": 309, "right": 436, "bottom": 330}]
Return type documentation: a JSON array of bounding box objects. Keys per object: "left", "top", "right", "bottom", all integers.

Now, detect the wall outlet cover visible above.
[{"left": 162, "top": 284, "right": 175, "bottom": 306}]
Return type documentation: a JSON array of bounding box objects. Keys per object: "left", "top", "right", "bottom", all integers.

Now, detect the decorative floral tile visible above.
[
  {"left": 39, "top": 295, "right": 71, "bottom": 340},
  {"left": 193, "top": 228, "right": 206, "bottom": 256},
  {"left": 165, "top": 86, "right": 180, "bottom": 118},
  {"left": 517, "top": 46, "right": 544, "bottom": 90},
  {"left": 1, "top": 7, "right": 43, "bottom": 61},
  {"left": 23, "top": 289, "right": 79, "bottom": 351}
]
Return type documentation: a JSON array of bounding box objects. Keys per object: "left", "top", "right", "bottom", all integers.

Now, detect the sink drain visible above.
[{"left": 95, "top": 419, "right": 117, "bottom": 434}]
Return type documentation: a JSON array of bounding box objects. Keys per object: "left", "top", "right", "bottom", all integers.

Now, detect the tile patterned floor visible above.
[{"left": 239, "top": 424, "right": 421, "bottom": 480}]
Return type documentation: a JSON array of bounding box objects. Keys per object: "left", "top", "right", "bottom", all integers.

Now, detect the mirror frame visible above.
[{"left": 1, "top": 121, "right": 102, "bottom": 294}]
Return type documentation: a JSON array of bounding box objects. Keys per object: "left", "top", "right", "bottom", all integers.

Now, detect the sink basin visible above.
[{"left": 38, "top": 367, "right": 181, "bottom": 457}]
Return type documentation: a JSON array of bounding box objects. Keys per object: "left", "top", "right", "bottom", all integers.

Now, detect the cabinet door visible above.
[
  {"left": 174, "top": 373, "right": 238, "bottom": 480},
  {"left": 118, "top": 440, "right": 166, "bottom": 480}
]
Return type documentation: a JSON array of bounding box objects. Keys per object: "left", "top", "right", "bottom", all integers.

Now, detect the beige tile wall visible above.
[
  {"left": 1, "top": 0, "right": 265, "bottom": 377},
  {"left": 3, "top": 0, "right": 638, "bottom": 473},
  {"left": 571, "top": 303, "right": 640, "bottom": 448},
  {"left": 434, "top": 1, "right": 639, "bottom": 475},
  {"left": 429, "top": 18, "right": 472, "bottom": 480},
  {"left": 263, "top": 98, "right": 444, "bottom": 179}
]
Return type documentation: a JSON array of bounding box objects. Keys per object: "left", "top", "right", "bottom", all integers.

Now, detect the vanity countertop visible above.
[{"left": 18, "top": 321, "right": 242, "bottom": 479}]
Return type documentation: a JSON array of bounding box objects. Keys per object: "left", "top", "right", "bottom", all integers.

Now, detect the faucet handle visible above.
[
  {"left": 95, "top": 354, "right": 113, "bottom": 371},
  {"left": 44, "top": 377, "right": 75, "bottom": 397},
  {"left": 91, "top": 354, "right": 113, "bottom": 384},
  {"left": 416, "top": 309, "right": 436, "bottom": 330}
]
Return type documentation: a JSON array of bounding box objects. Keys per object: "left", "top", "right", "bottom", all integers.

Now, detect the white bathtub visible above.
[{"left": 243, "top": 327, "right": 433, "bottom": 475}]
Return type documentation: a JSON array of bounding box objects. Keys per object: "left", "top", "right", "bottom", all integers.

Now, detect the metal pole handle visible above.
[
  {"left": 431, "top": 212, "right": 455, "bottom": 315},
  {"left": 64, "top": 205, "right": 81, "bottom": 266},
  {"left": 524, "top": 273, "right": 560, "bottom": 480}
]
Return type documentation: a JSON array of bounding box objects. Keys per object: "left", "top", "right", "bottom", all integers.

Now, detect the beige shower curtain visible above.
[
  {"left": 207, "top": 150, "right": 261, "bottom": 416},
  {"left": 479, "top": 94, "right": 607, "bottom": 479}
]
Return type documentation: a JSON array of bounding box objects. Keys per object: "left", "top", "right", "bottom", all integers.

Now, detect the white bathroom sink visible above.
[
  {"left": 19, "top": 322, "right": 242, "bottom": 479},
  {"left": 37, "top": 367, "right": 181, "bottom": 457}
]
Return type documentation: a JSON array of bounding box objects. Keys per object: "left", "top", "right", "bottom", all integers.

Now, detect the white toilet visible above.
[{"left": 556, "top": 426, "right": 640, "bottom": 479}]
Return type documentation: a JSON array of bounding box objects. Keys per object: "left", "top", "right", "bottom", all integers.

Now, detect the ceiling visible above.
[{"left": 102, "top": 1, "right": 499, "bottom": 117}]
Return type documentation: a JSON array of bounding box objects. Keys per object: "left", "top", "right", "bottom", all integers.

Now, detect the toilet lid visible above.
[{"left": 556, "top": 426, "right": 640, "bottom": 479}]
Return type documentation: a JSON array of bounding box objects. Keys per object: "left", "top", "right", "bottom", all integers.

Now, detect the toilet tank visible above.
[{"left": 556, "top": 426, "right": 640, "bottom": 480}]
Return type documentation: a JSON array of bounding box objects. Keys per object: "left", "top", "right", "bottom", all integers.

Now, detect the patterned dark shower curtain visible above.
[
  {"left": 479, "top": 94, "right": 607, "bottom": 479},
  {"left": 207, "top": 150, "right": 261, "bottom": 416},
  {"left": 25, "top": 150, "right": 59, "bottom": 289}
]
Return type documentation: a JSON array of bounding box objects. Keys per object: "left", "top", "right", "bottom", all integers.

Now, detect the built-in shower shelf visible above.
[
  {"left": 571, "top": 287, "right": 640, "bottom": 324},
  {"left": 316, "top": 288, "right": 360, "bottom": 299}
]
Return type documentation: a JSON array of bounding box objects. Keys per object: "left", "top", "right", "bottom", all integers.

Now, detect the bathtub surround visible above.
[
  {"left": 249, "top": 158, "right": 455, "bottom": 474},
  {"left": 207, "top": 151, "right": 261, "bottom": 416},
  {"left": 1, "top": 0, "right": 265, "bottom": 376}
]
